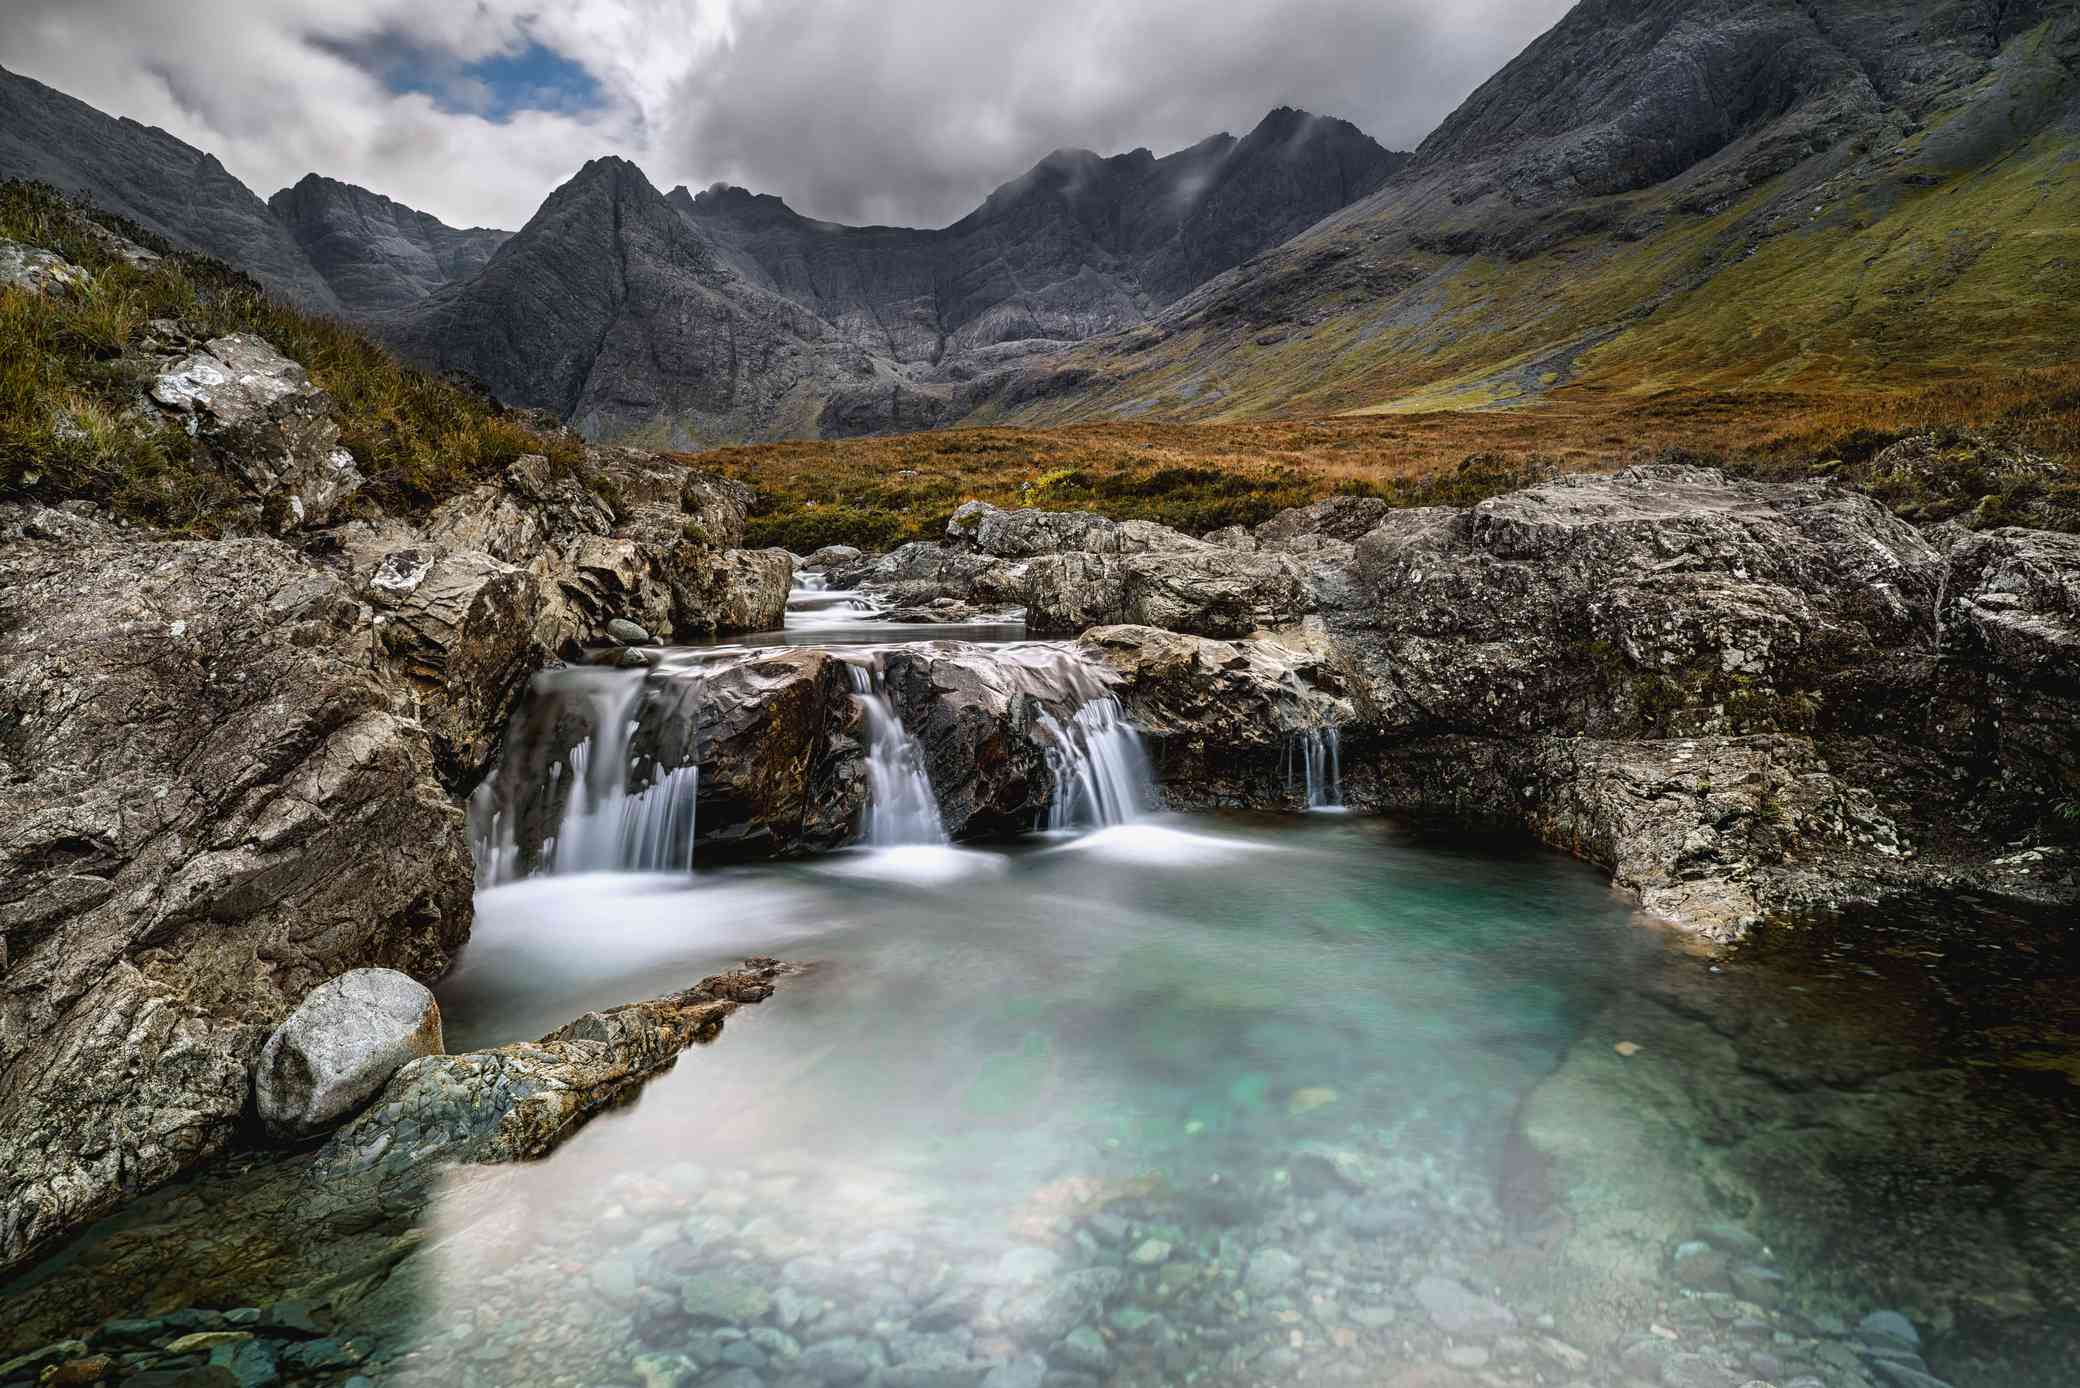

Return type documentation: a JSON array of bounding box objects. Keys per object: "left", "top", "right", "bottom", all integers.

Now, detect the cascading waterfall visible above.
[
  {"left": 473, "top": 635, "right": 1159, "bottom": 883},
  {"left": 1286, "top": 727, "right": 1344, "bottom": 811},
  {"left": 1038, "top": 696, "right": 1152, "bottom": 830},
  {"left": 845, "top": 662, "right": 949, "bottom": 846},
  {"left": 470, "top": 669, "right": 702, "bottom": 885}
]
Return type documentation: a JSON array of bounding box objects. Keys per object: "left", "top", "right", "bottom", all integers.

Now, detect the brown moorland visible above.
[{"left": 701, "top": 368, "right": 2080, "bottom": 552}]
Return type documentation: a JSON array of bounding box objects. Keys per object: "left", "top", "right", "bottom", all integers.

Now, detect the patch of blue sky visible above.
[{"left": 321, "top": 31, "right": 604, "bottom": 122}]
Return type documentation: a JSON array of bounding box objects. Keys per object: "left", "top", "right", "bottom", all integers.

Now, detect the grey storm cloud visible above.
[{"left": 0, "top": 0, "right": 1575, "bottom": 231}]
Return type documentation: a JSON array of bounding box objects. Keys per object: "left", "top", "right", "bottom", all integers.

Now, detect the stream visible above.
[{"left": 2, "top": 578, "right": 2074, "bottom": 1388}]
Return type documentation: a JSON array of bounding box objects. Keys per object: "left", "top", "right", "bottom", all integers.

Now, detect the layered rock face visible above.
[
  {"left": 817, "top": 465, "right": 2078, "bottom": 935},
  {"left": 676, "top": 108, "right": 1405, "bottom": 365},
  {"left": 389, "top": 158, "right": 860, "bottom": 447},
  {"left": 0, "top": 506, "right": 473, "bottom": 1269},
  {"left": 268, "top": 174, "right": 510, "bottom": 314}
]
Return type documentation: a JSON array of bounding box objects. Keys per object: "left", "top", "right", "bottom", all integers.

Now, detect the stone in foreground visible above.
[{"left": 255, "top": 968, "right": 444, "bottom": 1139}]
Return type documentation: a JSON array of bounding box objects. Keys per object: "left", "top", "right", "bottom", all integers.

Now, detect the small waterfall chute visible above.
[
  {"left": 846, "top": 661, "right": 949, "bottom": 847},
  {"left": 1286, "top": 726, "right": 1344, "bottom": 811},
  {"left": 1038, "top": 695, "right": 1153, "bottom": 831},
  {"left": 471, "top": 667, "right": 702, "bottom": 884}
]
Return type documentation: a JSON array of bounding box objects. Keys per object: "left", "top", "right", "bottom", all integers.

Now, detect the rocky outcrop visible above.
[
  {"left": 0, "top": 506, "right": 472, "bottom": 1270},
  {"left": 0, "top": 344, "right": 797, "bottom": 1269},
  {"left": 254, "top": 968, "right": 443, "bottom": 1140},
  {"left": 843, "top": 501, "right": 1313, "bottom": 638},
  {"left": 0, "top": 961, "right": 795, "bottom": 1348},
  {"left": 149, "top": 334, "right": 367, "bottom": 530},
  {"left": 816, "top": 466, "right": 2076, "bottom": 932},
  {"left": 312, "top": 960, "right": 793, "bottom": 1195},
  {"left": 0, "top": 237, "right": 91, "bottom": 298},
  {"left": 1079, "top": 624, "right": 1355, "bottom": 807},
  {"left": 335, "top": 447, "right": 784, "bottom": 777}
]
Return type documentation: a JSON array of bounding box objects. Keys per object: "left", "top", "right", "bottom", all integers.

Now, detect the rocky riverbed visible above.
[{"left": 2, "top": 294, "right": 2076, "bottom": 1384}]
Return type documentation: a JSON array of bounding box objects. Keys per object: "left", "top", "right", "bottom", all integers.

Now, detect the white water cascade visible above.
[
  {"left": 1038, "top": 696, "right": 1153, "bottom": 830},
  {"left": 471, "top": 669, "right": 703, "bottom": 885},
  {"left": 1288, "top": 727, "right": 1344, "bottom": 811},
  {"left": 845, "top": 662, "right": 950, "bottom": 846}
]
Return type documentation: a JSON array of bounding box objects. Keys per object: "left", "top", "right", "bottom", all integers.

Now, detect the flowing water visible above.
[{"left": 4, "top": 573, "right": 2075, "bottom": 1387}]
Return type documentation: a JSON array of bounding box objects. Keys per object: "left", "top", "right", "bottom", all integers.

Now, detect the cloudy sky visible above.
[{"left": 0, "top": 0, "right": 1574, "bottom": 231}]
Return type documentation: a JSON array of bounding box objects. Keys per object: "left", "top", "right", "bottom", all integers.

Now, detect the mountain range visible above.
[{"left": 3, "top": 0, "right": 2075, "bottom": 445}]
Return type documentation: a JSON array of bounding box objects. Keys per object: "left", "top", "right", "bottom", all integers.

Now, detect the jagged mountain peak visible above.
[{"left": 267, "top": 169, "right": 511, "bottom": 314}]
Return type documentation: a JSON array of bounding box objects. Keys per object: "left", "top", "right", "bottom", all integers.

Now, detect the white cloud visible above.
[{"left": 0, "top": 0, "right": 1574, "bottom": 231}]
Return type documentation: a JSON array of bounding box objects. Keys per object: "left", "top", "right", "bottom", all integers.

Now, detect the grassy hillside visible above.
[
  {"left": 709, "top": 366, "right": 2080, "bottom": 550},
  {"left": 0, "top": 181, "right": 576, "bottom": 532},
  {"left": 964, "top": 21, "right": 2079, "bottom": 434}
]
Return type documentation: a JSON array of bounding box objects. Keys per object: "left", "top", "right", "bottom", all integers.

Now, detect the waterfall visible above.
[
  {"left": 1288, "top": 727, "right": 1344, "bottom": 811},
  {"left": 846, "top": 663, "right": 949, "bottom": 846},
  {"left": 1038, "top": 696, "right": 1152, "bottom": 830},
  {"left": 471, "top": 668, "right": 702, "bottom": 885}
]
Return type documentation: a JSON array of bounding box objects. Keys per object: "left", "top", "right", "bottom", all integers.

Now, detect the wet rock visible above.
[
  {"left": 310, "top": 961, "right": 792, "bottom": 1195},
  {"left": 631, "top": 1351, "right": 698, "bottom": 1388},
  {"left": 1856, "top": 1310, "right": 1921, "bottom": 1352},
  {"left": 1412, "top": 1276, "right": 1516, "bottom": 1339},
  {"left": 1079, "top": 625, "right": 1349, "bottom": 804},
  {"left": 1672, "top": 1240, "right": 1733, "bottom": 1290},
  {"left": 681, "top": 1273, "right": 773, "bottom": 1323},
  {"left": 797, "top": 1335, "right": 883, "bottom": 1384},
  {"left": 1698, "top": 1223, "right": 1768, "bottom": 1259},
  {"left": 1050, "top": 1326, "right": 1111, "bottom": 1375},
  {"left": 254, "top": 968, "right": 443, "bottom": 1139},
  {"left": 1870, "top": 1364, "right": 1953, "bottom": 1388},
  {"left": 39, "top": 1354, "right": 116, "bottom": 1386},
  {"left": 663, "top": 545, "right": 794, "bottom": 638},
  {"left": 998, "top": 1267, "right": 1123, "bottom": 1343},
  {"left": 608, "top": 617, "right": 653, "bottom": 645},
  {"left": 149, "top": 333, "right": 365, "bottom": 530},
  {"left": 980, "top": 1354, "right": 1046, "bottom": 1388},
  {"left": 1243, "top": 1248, "right": 1302, "bottom": 1295},
  {"left": 207, "top": 1337, "right": 281, "bottom": 1388},
  {"left": 1658, "top": 1353, "right": 1744, "bottom": 1388},
  {"left": 804, "top": 545, "right": 863, "bottom": 571},
  {"left": 1128, "top": 1238, "right": 1172, "bottom": 1265},
  {"left": 1442, "top": 1345, "right": 1490, "bottom": 1368},
  {"left": 1730, "top": 1263, "right": 1785, "bottom": 1306},
  {"left": 0, "top": 1342, "right": 89, "bottom": 1380}
]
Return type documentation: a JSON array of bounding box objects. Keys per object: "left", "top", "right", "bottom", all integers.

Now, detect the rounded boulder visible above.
[{"left": 255, "top": 968, "right": 444, "bottom": 1139}]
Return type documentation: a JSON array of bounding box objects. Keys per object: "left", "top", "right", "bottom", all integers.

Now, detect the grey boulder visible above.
[
  {"left": 149, "top": 332, "right": 366, "bottom": 530},
  {"left": 255, "top": 968, "right": 444, "bottom": 1139}
]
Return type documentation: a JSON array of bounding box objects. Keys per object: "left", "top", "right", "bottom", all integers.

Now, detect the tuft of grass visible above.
[{"left": 0, "top": 180, "right": 579, "bottom": 532}]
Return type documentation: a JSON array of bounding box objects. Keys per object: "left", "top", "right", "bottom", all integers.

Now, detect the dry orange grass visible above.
[{"left": 696, "top": 367, "right": 2080, "bottom": 550}]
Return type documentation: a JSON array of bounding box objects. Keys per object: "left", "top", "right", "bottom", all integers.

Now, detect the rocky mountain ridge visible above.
[
  {"left": 994, "top": 0, "right": 2080, "bottom": 424},
  {"left": 268, "top": 173, "right": 510, "bottom": 313}
]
